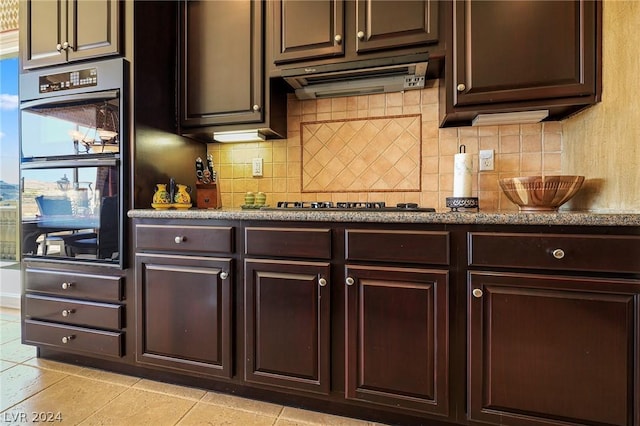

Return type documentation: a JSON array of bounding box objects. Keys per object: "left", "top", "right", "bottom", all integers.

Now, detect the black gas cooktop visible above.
[{"left": 264, "top": 201, "right": 436, "bottom": 212}]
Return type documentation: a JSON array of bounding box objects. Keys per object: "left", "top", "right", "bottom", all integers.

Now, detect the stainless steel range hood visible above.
[{"left": 281, "top": 53, "right": 429, "bottom": 100}]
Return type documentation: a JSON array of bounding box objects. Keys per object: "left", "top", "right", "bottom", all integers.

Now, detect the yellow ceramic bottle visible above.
[{"left": 174, "top": 184, "right": 191, "bottom": 204}]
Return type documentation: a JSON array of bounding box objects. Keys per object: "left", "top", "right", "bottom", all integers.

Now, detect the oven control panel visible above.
[{"left": 39, "top": 67, "right": 98, "bottom": 93}]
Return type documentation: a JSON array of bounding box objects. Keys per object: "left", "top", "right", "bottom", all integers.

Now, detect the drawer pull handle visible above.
[
  {"left": 219, "top": 271, "right": 229, "bottom": 280},
  {"left": 318, "top": 277, "right": 327, "bottom": 287},
  {"left": 174, "top": 236, "right": 185, "bottom": 244},
  {"left": 552, "top": 248, "right": 565, "bottom": 259},
  {"left": 472, "top": 288, "right": 483, "bottom": 298},
  {"left": 61, "top": 282, "right": 74, "bottom": 290},
  {"left": 346, "top": 277, "right": 355, "bottom": 286},
  {"left": 61, "top": 335, "right": 75, "bottom": 344},
  {"left": 61, "top": 309, "right": 75, "bottom": 317}
]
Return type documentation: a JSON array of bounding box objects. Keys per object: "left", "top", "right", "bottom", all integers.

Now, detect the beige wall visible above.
[
  {"left": 210, "top": 0, "right": 638, "bottom": 212},
  {"left": 563, "top": 0, "right": 640, "bottom": 212}
]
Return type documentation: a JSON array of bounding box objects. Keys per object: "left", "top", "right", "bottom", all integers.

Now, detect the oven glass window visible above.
[
  {"left": 21, "top": 97, "right": 120, "bottom": 159},
  {"left": 21, "top": 166, "right": 120, "bottom": 263}
]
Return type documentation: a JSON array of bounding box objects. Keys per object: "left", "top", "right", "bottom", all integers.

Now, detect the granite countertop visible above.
[{"left": 128, "top": 208, "right": 640, "bottom": 227}]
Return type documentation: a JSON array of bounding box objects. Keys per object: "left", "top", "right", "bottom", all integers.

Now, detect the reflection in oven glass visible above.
[
  {"left": 21, "top": 166, "right": 119, "bottom": 262},
  {"left": 21, "top": 98, "right": 120, "bottom": 159}
]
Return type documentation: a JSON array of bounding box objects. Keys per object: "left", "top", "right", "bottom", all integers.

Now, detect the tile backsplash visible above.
[{"left": 208, "top": 79, "right": 562, "bottom": 211}]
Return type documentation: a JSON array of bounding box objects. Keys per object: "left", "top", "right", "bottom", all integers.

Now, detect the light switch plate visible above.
[
  {"left": 479, "top": 149, "right": 494, "bottom": 171},
  {"left": 252, "top": 158, "right": 263, "bottom": 177}
]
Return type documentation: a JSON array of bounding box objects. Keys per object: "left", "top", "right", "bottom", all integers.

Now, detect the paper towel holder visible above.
[{"left": 448, "top": 145, "right": 479, "bottom": 212}]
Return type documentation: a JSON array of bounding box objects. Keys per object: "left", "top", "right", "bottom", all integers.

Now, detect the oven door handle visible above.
[
  {"left": 20, "top": 90, "right": 119, "bottom": 110},
  {"left": 21, "top": 158, "right": 119, "bottom": 169}
]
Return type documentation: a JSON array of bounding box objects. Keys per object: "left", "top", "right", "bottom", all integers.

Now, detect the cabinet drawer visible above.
[
  {"left": 469, "top": 232, "right": 640, "bottom": 273},
  {"left": 25, "top": 268, "right": 123, "bottom": 301},
  {"left": 245, "top": 227, "right": 332, "bottom": 259},
  {"left": 346, "top": 230, "right": 450, "bottom": 265},
  {"left": 24, "top": 319, "right": 123, "bottom": 358},
  {"left": 136, "top": 224, "right": 233, "bottom": 253},
  {"left": 24, "top": 295, "right": 123, "bottom": 330}
]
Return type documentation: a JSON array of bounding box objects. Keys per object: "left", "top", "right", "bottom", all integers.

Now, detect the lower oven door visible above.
[{"left": 21, "top": 160, "right": 123, "bottom": 267}]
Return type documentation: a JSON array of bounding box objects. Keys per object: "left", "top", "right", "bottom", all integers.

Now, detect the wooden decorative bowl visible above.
[{"left": 499, "top": 175, "right": 585, "bottom": 212}]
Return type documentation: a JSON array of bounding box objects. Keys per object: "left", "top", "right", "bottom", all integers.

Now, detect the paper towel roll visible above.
[{"left": 453, "top": 153, "right": 472, "bottom": 197}]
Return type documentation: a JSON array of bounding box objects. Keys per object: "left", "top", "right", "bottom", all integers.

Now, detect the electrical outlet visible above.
[
  {"left": 252, "top": 158, "right": 263, "bottom": 177},
  {"left": 479, "top": 150, "right": 494, "bottom": 171}
]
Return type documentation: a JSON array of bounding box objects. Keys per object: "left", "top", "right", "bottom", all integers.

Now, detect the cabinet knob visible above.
[
  {"left": 357, "top": 31, "right": 365, "bottom": 40},
  {"left": 61, "top": 335, "right": 74, "bottom": 344},
  {"left": 56, "top": 43, "right": 63, "bottom": 52},
  {"left": 62, "top": 41, "right": 71, "bottom": 50},
  {"left": 552, "top": 248, "right": 565, "bottom": 259},
  {"left": 472, "top": 288, "right": 483, "bottom": 298},
  {"left": 61, "top": 309, "right": 75, "bottom": 317},
  {"left": 334, "top": 34, "right": 342, "bottom": 44},
  {"left": 457, "top": 83, "right": 466, "bottom": 92},
  {"left": 61, "top": 282, "right": 73, "bottom": 290},
  {"left": 318, "top": 277, "right": 327, "bottom": 287},
  {"left": 174, "top": 236, "right": 185, "bottom": 244},
  {"left": 252, "top": 104, "right": 261, "bottom": 112},
  {"left": 345, "top": 276, "right": 355, "bottom": 286},
  {"left": 219, "top": 271, "right": 229, "bottom": 280}
]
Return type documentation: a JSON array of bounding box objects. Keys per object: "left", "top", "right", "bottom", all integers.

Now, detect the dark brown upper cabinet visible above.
[
  {"left": 272, "top": 0, "right": 345, "bottom": 64},
  {"left": 270, "top": 0, "right": 439, "bottom": 68},
  {"left": 354, "top": 0, "right": 439, "bottom": 54},
  {"left": 441, "top": 0, "right": 601, "bottom": 127},
  {"left": 20, "top": 0, "right": 121, "bottom": 70},
  {"left": 179, "top": 0, "right": 287, "bottom": 141},
  {"left": 180, "top": 0, "right": 262, "bottom": 128}
]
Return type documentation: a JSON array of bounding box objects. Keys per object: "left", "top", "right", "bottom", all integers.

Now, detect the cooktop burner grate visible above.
[{"left": 269, "top": 201, "right": 435, "bottom": 212}]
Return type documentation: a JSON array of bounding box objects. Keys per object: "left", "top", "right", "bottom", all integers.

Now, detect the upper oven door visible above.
[
  {"left": 19, "top": 58, "right": 127, "bottom": 161},
  {"left": 21, "top": 91, "right": 121, "bottom": 159}
]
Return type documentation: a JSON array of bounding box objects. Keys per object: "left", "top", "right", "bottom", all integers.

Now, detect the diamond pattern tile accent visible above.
[
  {"left": 0, "top": 0, "right": 18, "bottom": 32},
  {"left": 302, "top": 115, "right": 422, "bottom": 192}
]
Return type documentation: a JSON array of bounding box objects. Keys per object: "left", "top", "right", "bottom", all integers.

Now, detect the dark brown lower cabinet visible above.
[
  {"left": 345, "top": 265, "right": 449, "bottom": 416},
  {"left": 468, "top": 272, "right": 640, "bottom": 426},
  {"left": 244, "top": 259, "right": 331, "bottom": 394},
  {"left": 136, "top": 253, "right": 233, "bottom": 378}
]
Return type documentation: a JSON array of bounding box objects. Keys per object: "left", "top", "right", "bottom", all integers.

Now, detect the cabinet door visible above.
[
  {"left": 136, "top": 254, "right": 233, "bottom": 378},
  {"left": 244, "top": 259, "right": 331, "bottom": 394},
  {"left": 453, "top": 0, "right": 597, "bottom": 107},
  {"left": 20, "top": 0, "right": 120, "bottom": 70},
  {"left": 272, "top": 0, "right": 345, "bottom": 64},
  {"left": 67, "top": 0, "right": 120, "bottom": 63},
  {"left": 355, "top": 0, "right": 438, "bottom": 53},
  {"left": 181, "top": 0, "right": 263, "bottom": 127},
  {"left": 468, "top": 272, "right": 640, "bottom": 426},
  {"left": 20, "top": 0, "right": 67, "bottom": 69},
  {"left": 345, "top": 265, "right": 449, "bottom": 416}
]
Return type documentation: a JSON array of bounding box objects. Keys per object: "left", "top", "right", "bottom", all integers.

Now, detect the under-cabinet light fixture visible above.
[
  {"left": 213, "top": 130, "right": 266, "bottom": 143},
  {"left": 472, "top": 110, "right": 549, "bottom": 126}
]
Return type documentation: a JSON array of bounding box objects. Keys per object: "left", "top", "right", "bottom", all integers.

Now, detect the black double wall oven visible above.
[{"left": 20, "top": 58, "right": 129, "bottom": 268}]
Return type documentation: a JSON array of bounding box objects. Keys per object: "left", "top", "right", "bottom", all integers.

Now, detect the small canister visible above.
[
  {"left": 244, "top": 192, "right": 255, "bottom": 205},
  {"left": 255, "top": 192, "right": 267, "bottom": 206}
]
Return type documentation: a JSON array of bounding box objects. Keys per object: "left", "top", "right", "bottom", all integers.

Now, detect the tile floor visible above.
[{"left": 0, "top": 307, "right": 386, "bottom": 425}]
